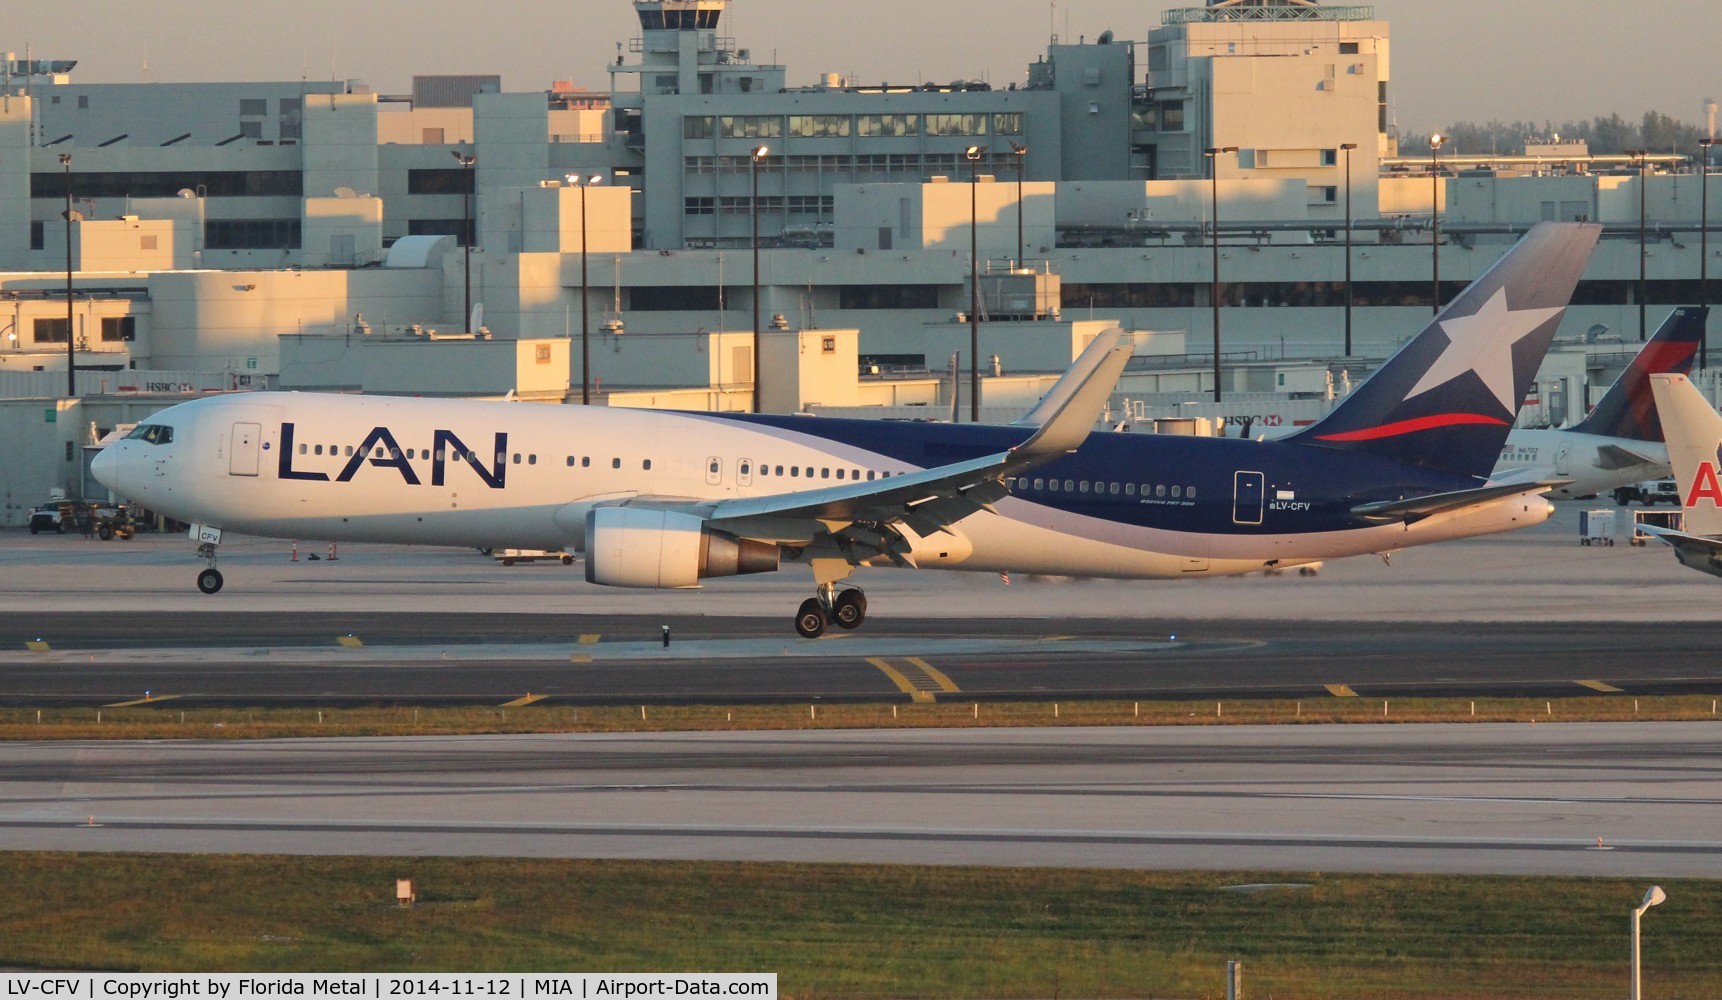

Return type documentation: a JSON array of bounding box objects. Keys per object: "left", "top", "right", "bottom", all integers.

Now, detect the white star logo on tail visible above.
[{"left": 1403, "top": 289, "right": 1564, "bottom": 411}]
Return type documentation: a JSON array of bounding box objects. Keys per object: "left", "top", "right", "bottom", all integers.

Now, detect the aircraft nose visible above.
[{"left": 91, "top": 445, "right": 123, "bottom": 491}]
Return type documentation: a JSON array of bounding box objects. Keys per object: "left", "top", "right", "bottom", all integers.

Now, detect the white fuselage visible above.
[{"left": 1496, "top": 428, "right": 1668, "bottom": 499}]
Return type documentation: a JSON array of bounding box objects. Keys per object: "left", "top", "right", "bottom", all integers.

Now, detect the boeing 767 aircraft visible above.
[{"left": 93, "top": 223, "right": 1600, "bottom": 636}]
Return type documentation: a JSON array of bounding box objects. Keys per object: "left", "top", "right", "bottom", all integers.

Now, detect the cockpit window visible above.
[{"left": 125, "top": 424, "right": 173, "bottom": 445}]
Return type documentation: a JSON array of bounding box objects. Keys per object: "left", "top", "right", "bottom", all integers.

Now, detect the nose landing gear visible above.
[
  {"left": 196, "top": 540, "right": 224, "bottom": 594},
  {"left": 793, "top": 583, "right": 868, "bottom": 639}
]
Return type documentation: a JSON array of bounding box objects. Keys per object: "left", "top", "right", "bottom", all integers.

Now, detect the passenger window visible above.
[
  {"left": 529, "top": 455, "right": 538, "bottom": 465},
  {"left": 345, "top": 446, "right": 354, "bottom": 456},
  {"left": 776, "top": 465, "right": 784, "bottom": 476},
  {"left": 867, "top": 471, "right": 876, "bottom": 481},
  {"left": 512, "top": 454, "right": 522, "bottom": 465},
  {"left": 613, "top": 458, "right": 622, "bottom": 469},
  {"left": 299, "top": 444, "right": 308, "bottom": 455},
  {"left": 314, "top": 445, "right": 324, "bottom": 456},
  {"left": 1064, "top": 480, "right": 1075, "bottom": 492},
  {"left": 1125, "top": 484, "right": 1136, "bottom": 496},
  {"left": 582, "top": 457, "right": 590, "bottom": 467},
  {"left": 836, "top": 469, "right": 846, "bottom": 480},
  {"left": 1156, "top": 485, "right": 1167, "bottom": 497},
  {"left": 822, "top": 468, "right": 831, "bottom": 479},
  {"left": 1033, "top": 478, "right": 1044, "bottom": 490},
  {"left": 1172, "top": 486, "right": 1182, "bottom": 498},
  {"left": 644, "top": 459, "right": 653, "bottom": 471},
  {"left": 740, "top": 461, "right": 750, "bottom": 476},
  {"left": 1110, "top": 483, "right": 1120, "bottom": 495},
  {"left": 1048, "top": 481, "right": 1060, "bottom": 493},
  {"left": 566, "top": 456, "right": 575, "bottom": 467},
  {"left": 1188, "top": 486, "right": 1198, "bottom": 500},
  {"left": 791, "top": 467, "right": 800, "bottom": 478}
]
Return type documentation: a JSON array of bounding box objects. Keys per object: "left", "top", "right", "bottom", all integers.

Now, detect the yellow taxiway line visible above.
[
  {"left": 1325, "top": 684, "right": 1359, "bottom": 698},
  {"left": 1575, "top": 680, "right": 1624, "bottom": 693},
  {"left": 103, "top": 695, "right": 183, "bottom": 708}
]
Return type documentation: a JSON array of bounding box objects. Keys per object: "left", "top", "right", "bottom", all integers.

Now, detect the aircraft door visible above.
[
  {"left": 1554, "top": 441, "right": 1573, "bottom": 477},
  {"left": 705, "top": 456, "right": 723, "bottom": 487},
  {"left": 229, "top": 422, "right": 261, "bottom": 477},
  {"left": 1232, "top": 470, "right": 1265, "bottom": 525},
  {"left": 737, "top": 458, "right": 754, "bottom": 487}
]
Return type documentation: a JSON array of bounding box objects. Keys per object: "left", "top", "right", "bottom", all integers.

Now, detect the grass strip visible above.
[
  {"left": 0, "top": 854, "right": 1717, "bottom": 997},
  {"left": 0, "top": 695, "right": 1719, "bottom": 741}
]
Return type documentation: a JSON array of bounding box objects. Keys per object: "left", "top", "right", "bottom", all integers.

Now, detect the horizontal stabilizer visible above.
[
  {"left": 1351, "top": 482, "right": 1561, "bottom": 524},
  {"left": 1635, "top": 523, "right": 1722, "bottom": 578},
  {"left": 1594, "top": 442, "right": 1661, "bottom": 472}
]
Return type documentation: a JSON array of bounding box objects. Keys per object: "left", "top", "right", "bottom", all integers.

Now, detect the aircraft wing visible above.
[
  {"left": 1351, "top": 481, "right": 1565, "bottom": 524},
  {"left": 610, "top": 329, "right": 1132, "bottom": 560},
  {"left": 706, "top": 328, "right": 1134, "bottom": 549}
]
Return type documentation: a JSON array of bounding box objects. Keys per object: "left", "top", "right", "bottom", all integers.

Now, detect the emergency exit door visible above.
[{"left": 230, "top": 422, "right": 261, "bottom": 477}]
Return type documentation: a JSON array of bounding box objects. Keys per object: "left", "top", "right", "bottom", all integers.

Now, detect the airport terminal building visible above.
[{"left": 0, "top": 0, "right": 1716, "bottom": 517}]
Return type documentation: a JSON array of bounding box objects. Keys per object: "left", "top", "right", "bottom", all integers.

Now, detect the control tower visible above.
[{"left": 609, "top": 0, "right": 784, "bottom": 101}]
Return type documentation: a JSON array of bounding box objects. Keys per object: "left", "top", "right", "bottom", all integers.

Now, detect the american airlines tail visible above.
[{"left": 1650, "top": 373, "right": 1722, "bottom": 536}]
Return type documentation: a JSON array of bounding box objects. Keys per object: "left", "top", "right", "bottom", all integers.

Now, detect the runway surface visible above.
[
  {"left": 2, "top": 723, "right": 1717, "bottom": 875},
  {"left": 2, "top": 612, "right": 1720, "bottom": 706}
]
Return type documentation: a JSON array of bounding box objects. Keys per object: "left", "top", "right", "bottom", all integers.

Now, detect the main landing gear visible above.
[
  {"left": 196, "top": 541, "right": 224, "bottom": 594},
  {"left": 794, "top": 583, "right": 867, "bottom": 639}
]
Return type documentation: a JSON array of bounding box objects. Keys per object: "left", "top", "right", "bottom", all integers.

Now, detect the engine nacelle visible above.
[{"left": 584, "top": 507, "right": 779, "bottom": 589}]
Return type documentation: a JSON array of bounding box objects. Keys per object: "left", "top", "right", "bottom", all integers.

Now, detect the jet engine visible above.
[{"left": 584, "top": 507, "right": 779, "bottom": 589}]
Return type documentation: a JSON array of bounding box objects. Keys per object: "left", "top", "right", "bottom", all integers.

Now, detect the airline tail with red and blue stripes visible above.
[
  {"left": 1569, "top": 306, "right": 1707, "bottom": 442},
  {"left": 1288, "top": 222, "right": 1602, "bottom": 479}
]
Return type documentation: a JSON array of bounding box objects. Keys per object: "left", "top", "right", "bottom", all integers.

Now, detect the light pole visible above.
[
  {"left": 60, "top": 153, "right": 75, "bottom": 396},
  {"left": 568, "top": 173, "right": 604, "bottom": 405},
  {"left": 451, "top": 151, "right": 476, "bottom": 332},
  {"left": 966, "top": 144, "right": 986, "bottom": 421},
  {"left": 1628, "top": 149, "right": 1650, "bottom": 341},
  {"left": 750, "top": 144, "right": 769, "bottom": 413},
  {"left": 1429, "top": 133, "right": 1446, "bottom": 315},
  {"left": 1341, "top": 142, "right": 1358, "bottom": 357},
  {"left": 1631, "top": 885, "right": 1666, "bottom": 1000},
  {"left": 1205, "top": 145, "right": 1238, "bottom": 403},
  {"left": 1701, "top": 138, "right": 1715, "bottom": 369},
  {"left": 1009, "top": 141, "right": 1028, "bottom": 265}
]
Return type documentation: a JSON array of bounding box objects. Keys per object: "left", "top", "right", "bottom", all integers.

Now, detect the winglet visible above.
[
  {"left": 1009, "top": 327, "right": 1133, "bottom": 460},
  {"left": 1650, "top": 373, "right": 1722, "bottom": 536}
]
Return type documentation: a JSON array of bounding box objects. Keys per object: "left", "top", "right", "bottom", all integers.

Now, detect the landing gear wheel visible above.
[
  {"left": 833, "top": 589, "right": 868, "bottom": 629},
  {"left": 197, "top": 568, "right": 224, "bottom": 595},
  {"left": 794, "top": 598, "right": 829, "bottom": 639}
]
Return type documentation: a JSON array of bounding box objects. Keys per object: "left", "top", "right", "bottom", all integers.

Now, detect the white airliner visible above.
[
  {"left": 93, "top": 223, "right": 1599, "bottom": 636},
  {"left": 1639, "top": 373, "right": 1722, "bottom": 577},
  {"left": 1492, "top": 307, "right": 1706, "bottom": 499}
]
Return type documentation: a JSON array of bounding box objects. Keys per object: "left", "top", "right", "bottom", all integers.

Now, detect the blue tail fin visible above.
[
  {"left": 1287, "top": 222, "right": 1601, "bottom": 479},
  {"left": 1569, "top": 306, "right": 1707, "bottom": 442}
]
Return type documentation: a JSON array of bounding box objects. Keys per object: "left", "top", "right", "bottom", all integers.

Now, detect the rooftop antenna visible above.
[{"left": 1050, "top": 1, "right": 1058, "bottom": 45}]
